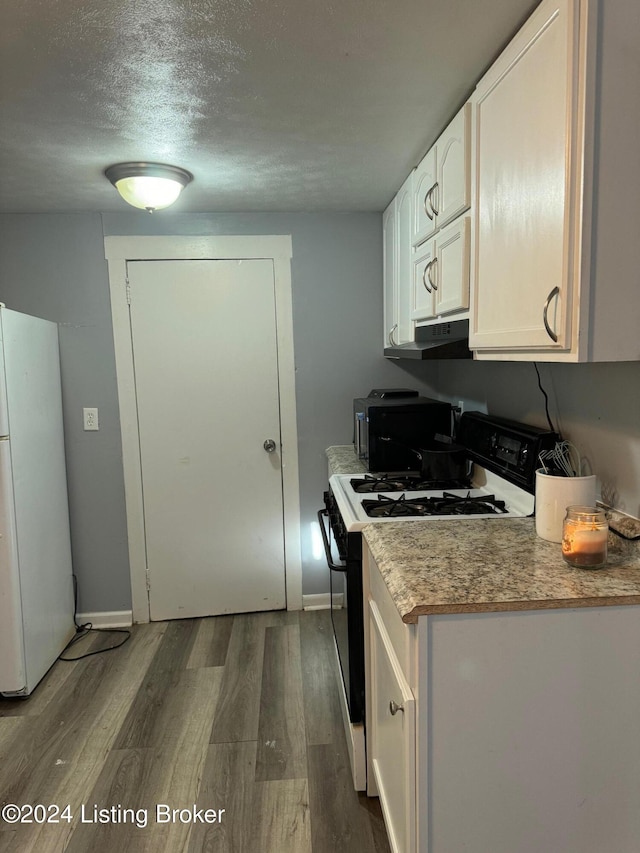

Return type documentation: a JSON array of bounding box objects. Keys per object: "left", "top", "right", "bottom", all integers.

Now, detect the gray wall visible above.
[
  {"left": 0, "top": 211, "right": 438, "bottom": 609},
  {"left": 434, "top": 359, "right": 640, "bottom": 520},
  {"left": 0, "top": 214, "right": 131, "bottom": 612},
  {"left": 1, "top": 211, "right": 637, "bottom": 613}
]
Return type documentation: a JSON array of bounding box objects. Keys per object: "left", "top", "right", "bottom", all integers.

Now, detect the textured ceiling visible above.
[{"left": 0, "top": 0, "right": 539, "bottom": 214}]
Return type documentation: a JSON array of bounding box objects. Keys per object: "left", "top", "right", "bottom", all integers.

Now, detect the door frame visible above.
[{"left": 104, "top": 235, "right": 302, "bottom": 623}]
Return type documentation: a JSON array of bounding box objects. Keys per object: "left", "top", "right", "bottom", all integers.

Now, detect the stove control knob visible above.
[{"left": 263, "top": 439, "right": 277, "bottom": 453}]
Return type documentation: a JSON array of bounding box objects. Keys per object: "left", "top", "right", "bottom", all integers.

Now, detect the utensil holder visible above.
[{"left": 535, "top": 470, "right": 597, "bottom": 543}]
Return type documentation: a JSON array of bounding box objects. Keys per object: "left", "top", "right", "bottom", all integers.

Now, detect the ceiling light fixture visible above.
[{"left": 105, "top": 162, "right": 193, "bottom": 213}]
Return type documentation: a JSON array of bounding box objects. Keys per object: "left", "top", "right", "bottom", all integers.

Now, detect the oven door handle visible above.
[{"left": 317, "top": 508, "right": 348, "bottom": 572}]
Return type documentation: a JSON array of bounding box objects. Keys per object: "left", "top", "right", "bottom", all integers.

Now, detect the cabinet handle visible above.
[
  {"left": 388, "top": 323, "right": 398, "bottom": 346},
  {"left": 428, "top": 256, "right": 438, "bottom": 291},
  {"left": 543, "top": 286, "right": 560, "bottom": 343},
  {"left": 430, "top": 182, "right": 439, "bottom": 216},
  {"left": 423, "top": 189, "right": 434, "bottom": 221},
  {"left": 422, "top": 262, "right": 433, "bottom": 293},
  {"left": 389, "top": 699, "right": 404, "bottom": 716}
]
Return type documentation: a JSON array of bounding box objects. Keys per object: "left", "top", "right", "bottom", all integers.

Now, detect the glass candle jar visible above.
[{"left": 561, "top": 506, "right": 608, "bottom": 569}]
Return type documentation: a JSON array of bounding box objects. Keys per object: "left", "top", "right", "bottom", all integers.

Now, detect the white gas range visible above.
[
  {"left": 319, "top": 411, "right": 558, "bottom": 791},
  {"left": 329, "top": 465, "right": 535, "bottom": 532}
]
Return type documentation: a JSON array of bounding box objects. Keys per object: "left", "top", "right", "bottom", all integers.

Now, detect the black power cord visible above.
[
  {"left": 58, "top": 575, "right": 131, "bottom": 662},
  {"left": 533, "top": 362, "right": 558, "bottom": 435}
]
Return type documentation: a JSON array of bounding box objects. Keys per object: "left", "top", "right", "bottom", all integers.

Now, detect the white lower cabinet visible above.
[
  {"left": 364, "top": 543, "right": 640, "bottom": 853},
  {"left": 368, "top": 600, "right": 416, "bottom": 853}
]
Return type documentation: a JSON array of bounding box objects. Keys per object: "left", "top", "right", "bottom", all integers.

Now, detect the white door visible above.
[{"left": 127, "top": 259, "right": 286, "bottom": 621}]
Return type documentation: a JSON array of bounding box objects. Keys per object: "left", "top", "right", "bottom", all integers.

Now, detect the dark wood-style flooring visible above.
[{"left": 0, "top": 610, "right": 390, "bottom": 852}]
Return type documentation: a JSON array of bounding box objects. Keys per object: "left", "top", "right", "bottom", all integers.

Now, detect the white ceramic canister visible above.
[{"left": 534, "top": 470, "right": 597, "bottom": 543}]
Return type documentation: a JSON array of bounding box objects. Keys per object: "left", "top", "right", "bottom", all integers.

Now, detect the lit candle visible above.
[{"left": 562, "top": 506, "right": 608, "bottom": 569}]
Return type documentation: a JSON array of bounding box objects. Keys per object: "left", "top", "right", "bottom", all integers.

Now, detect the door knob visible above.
[{"left": 263, "top": 439, "right": 277, "bottom": 453}]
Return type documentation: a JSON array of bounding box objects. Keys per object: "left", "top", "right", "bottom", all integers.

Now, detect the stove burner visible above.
[
  {"left": 351, "top": 475, "right": 470, "bottom": 493},
  {"left": 361, "top": 491, "right": 508, "bottom": 518}
]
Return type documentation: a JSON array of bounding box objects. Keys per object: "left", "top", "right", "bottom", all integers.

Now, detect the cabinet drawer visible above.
[{"left": 370, "top": 600, "right": 416, "bottom": 853}]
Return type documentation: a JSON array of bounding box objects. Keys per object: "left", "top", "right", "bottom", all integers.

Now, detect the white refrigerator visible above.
[{"left": 0, "top": 306, "right": 75, "bottom": 696}]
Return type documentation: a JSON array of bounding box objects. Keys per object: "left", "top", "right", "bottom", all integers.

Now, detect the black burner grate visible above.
[
  {"left": 361, "top": 491, "right": 507, "bottom": 518},
  {"left": 351, "top": 475, "right": 470, "bottom": 494}
]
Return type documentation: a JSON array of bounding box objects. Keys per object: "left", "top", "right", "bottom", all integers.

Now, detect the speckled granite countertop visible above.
[
  {"left": 326, "top": 445, "right": 367, "bottom": 475},
  {"left": 363, "top": 518, "right": 640, "bottom": 624}
]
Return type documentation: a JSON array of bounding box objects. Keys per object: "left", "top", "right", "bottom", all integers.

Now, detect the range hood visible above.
[{"left": 384, "top": 319, "right": 472, "bottom": 360}]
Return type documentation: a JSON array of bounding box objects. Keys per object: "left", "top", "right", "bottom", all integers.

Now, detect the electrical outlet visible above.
[{"left": 83, "top": 407, "right": 99, "bottom": 431}]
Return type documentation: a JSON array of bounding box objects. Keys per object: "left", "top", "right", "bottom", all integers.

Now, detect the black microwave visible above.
[{"left": 353, "top": 390, "right": 452, "bottom": 472}]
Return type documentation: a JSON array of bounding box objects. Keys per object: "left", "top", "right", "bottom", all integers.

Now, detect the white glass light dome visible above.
[{"left": 105, "top": 163, "right": 193, "bottom": 212}]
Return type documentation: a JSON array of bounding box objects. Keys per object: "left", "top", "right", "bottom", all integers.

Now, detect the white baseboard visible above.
[
  {"left": 302, "top": 593, "right": 343, "bottom": 610},
  {"left": 75, "top": 611, "right": 133, "bottom": 629}
]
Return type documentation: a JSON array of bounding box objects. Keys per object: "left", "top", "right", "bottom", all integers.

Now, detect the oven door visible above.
[{"left": 318, "top": 495, "right": 364, "bottom": 725}]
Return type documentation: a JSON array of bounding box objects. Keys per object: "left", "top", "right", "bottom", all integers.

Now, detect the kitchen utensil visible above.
[
  {"left": 415, "top": 440, "right": 469, "bottom": 483},
  {"left": 538, "top": 440, "right": 581, "bottom": 477}
]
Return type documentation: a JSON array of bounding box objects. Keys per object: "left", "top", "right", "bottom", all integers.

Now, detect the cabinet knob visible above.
[
  {"left": 389, "top": 699, "right": 404, "bottom": 716},
  {"left": 263, "top": 439, "right": 277, "bottom": 453}
]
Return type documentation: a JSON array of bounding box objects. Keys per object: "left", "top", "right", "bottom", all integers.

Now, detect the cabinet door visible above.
[
  {"left": 469, "top": 0, "right": 577, "bottom": 351},
  {"left": 369, "top": 600, "right": 416, "bottom": 853},
  {"left": 383, "top": 196, "right": 398, "bottom": 347},
  {"left": 436, "top": 103, "right": 471, "bottom": 230},
  {"left": 396, "top": 174, "right": 414, "bottom": 344},
  {"left": 434, "top": 216, "right": 470, "bottom": 316},
  {"left": 412, "top": 218, "right": 470, "bottom": 322},
  {"left": 384, "top": 175, "right": 414, "bottom": 348},
  {"left": 411, "top": 240, "right": 436, "bottom": 322},
  {"left": 412, "top": 147, "right": 437, "bottom": 247}
]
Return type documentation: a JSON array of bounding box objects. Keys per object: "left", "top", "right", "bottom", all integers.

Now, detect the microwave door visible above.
[{"left": 354, "top": 411, "right": 366, "bottom": 460}]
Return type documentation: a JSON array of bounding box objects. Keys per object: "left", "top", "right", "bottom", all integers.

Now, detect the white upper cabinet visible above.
[
  {"left": 469, "top": 0, "right": 640, "bottom": 361},
  {"left": 412, "top": 104, "right": 471, "bottom": 248},
  {"left": 383, "top": 172, "right": 414, "bottom": 347},
  {"left": 470, "top": 0, "right": 574, "bottom": 352},
  {"left": 412, "top": 147, "right": 437, "bottom": 245},
  {"left": 411, "top": 216, "right": 470, "bottom": 322},
  {"left": 383, "top": 198, "right": 397, "bottom": 347}
]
